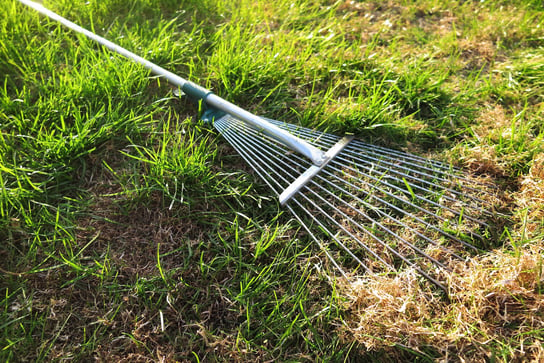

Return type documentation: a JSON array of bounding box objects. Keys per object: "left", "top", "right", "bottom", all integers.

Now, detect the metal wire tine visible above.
[
  {"left": 271, "top": 144, "right": 471, "bottom": 260},
  {"left": 345, "top": 143, "right": 492, "bottom": 190},
  {"left": 220, "top": 119, "right": 303, "bottom": 186},
  {"left": 350, "top": 139, "right": 461, "bottom": 171},
  {"left": 343, "top": 147, "right": 494, "bottom": 200},
  {"left": 299, "top": 182, "right": 449, "bottom": 291},
  {"left": 219, "top": 118, "right": 376, "bottom": 274},
  {"left": 341, "top": 158, "right": 490, "bottom": 228},
  {"left": 322, "top": 168, "right": 478, "bottom": 252},
  {"left": 332, "top": 145, "right": 493, "bottom": 217},
  {"left": 349, "top": 146, "right": 456, "bottom": 177},
  {"left": 288, "top": 197, "right": 375, "bottom": 275},
  {"left": 220, "top": 117, "right": 313, "bottom": 177},
  {"left": 268, "top": 118, "right": 457, "bottom": 171},
  {"left": 328, "top": 159, "right": 490, "bottom": 234},
  {"left": 268, "top": 120, "right": 495, "bottom": 192},
  {"left": 272, "top": 122, "right": 495, "bottom": 200},
  {"left": 294, "top": 189, "right": 396, "bottom": 272},
  {"left": 323, "top": 162, "right": 483, "bottom": 250},
  {"left": 312, "top": 170, "right": 469, "bottom": 260},
  {"left": 337, "top": 151, "right": 495, "bottom": 219},
  {"left": 285, "top": 203, "right": 351, "bottom": 279},
  {"left": 266, "top": 118, "right": 340, "bottom": 146},
  {"left": 303, "top": 179, "right": 452, "bottom": 271},
  {"left": 285, "top": 127, "right": 459, "bottom": 181},
  {"left": 336, "top": 151, "right": 492, "bottom": 210},
  {"left": 215, "top": 117, "right": 290, "bottom": 194}
]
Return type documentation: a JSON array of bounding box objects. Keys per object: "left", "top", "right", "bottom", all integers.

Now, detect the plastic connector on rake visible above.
[{"left": 201, "top": 108, "right": 227, "bottom": 124}]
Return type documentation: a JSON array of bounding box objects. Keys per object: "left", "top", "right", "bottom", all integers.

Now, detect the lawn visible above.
[{"left": 1, "top": 0, "right": 543, "bottom": 361}]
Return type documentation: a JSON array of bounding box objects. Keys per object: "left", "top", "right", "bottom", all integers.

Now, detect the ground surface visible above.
[{"left": 1, "top": 0, "right": 543, "bottom": 361}]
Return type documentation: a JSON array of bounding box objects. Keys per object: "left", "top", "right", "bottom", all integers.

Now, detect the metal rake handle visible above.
[{"left": 18, "top": 0, "right": 329, "bottom": 166}]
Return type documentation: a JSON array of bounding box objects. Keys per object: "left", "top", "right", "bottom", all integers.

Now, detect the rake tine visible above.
[
  {"left": 255, "top": 136, "right": 471, "bottom": 260},
  {"left": 334, "top": 154, "right": 495, "bottom": 222},
  {"left": 215, "top": 119, "right": 286, "bottom": 195},
  {"left": 330, "top": 147, "right": 493, "bottom": 218},
  {"left": 344, "top": 144, "right": 497, "bottom": 195},
  {"left": 330, "top": 159, "right": 490, "bottom": 231},
  {"left": 285, "top": 203, "right": 351, "bottom": 279},
  {"left": 311, "top": 172, "right": 469, "bottom": 260},
  {"left": 349, "top": 140, "right": 498, "bottom": 189},
  {"left": 269, "top": 119, "right": 496, "bottom": 190},
  {"left": 219, "top": 118, "right": 377, "bottom": 273},
  {"left": 318, "top": 168, "right": 479, "bottom": 253},
  {"left": 274, "top": 140, "right": 485, "bottom": 249},
  {"left": 352, "top": 141, "right": 462, "bottom": 171},
  {"left": 327, "top": 160, "right": 489, "bottom": 240},
  {"left": 336, "top": 151, "right": 492, "bottom": 207},
  {"left": 267, "top": 119, "right": 455, "bottom": 170},
  {"left": 299, "top": 186, "right": 450, "bottom": 291},
  {"left": 295, "top": 197, "right": 452, "bottom": 291},
  {"left": 292, "top": 194, "right": 387, "bottom": 273},
  {"left": 304, "top": 181, "right": 452, "bottom": 272}
]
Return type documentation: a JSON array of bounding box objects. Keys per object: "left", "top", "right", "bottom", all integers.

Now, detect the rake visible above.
[{"left": 20, "top": 0, "right": 498, "bottom": 292}]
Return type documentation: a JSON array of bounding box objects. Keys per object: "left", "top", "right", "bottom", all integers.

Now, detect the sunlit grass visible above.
[{"left": 1, "top": 0, "right": 543, "bottom": 361}]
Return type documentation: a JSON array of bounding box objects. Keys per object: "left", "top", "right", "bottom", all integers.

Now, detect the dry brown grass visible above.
[
  {"left": 338, "top": 140, "right": 544, "bottom": 360},
  {"left": 514, "top": 153, "right": 544, "bottom": 239},
  {"left": 339, "top": 242, "right": 544, "bottom": 361}
]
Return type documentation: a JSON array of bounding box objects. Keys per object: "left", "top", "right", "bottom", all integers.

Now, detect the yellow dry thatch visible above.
[{"left": 340, "top": 199, "right": 543, "bottom": 360}]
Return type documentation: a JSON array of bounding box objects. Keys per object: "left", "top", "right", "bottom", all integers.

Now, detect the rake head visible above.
[{"left": 215, "top": 115, "right": 501, "bottom": 291}]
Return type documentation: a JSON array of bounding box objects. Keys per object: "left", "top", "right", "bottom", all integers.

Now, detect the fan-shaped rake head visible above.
[{"left": 215, "top": 115, "right": 500, "bottom": 291}]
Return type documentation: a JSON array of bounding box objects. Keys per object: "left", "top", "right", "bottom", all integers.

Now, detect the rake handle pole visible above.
[{"left": 19, "top": 0, "right": 328, "bottom": 166}]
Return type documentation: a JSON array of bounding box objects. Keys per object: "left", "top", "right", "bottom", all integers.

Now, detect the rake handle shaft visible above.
[{"left": 19, "top": 0, "right": 327, "bottom": 166}]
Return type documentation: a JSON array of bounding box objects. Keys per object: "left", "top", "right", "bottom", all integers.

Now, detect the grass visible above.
[{"left": 1, "top": 0, "right": 543, "bottom": 361}]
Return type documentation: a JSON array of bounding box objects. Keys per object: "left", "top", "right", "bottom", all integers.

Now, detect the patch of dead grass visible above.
[
  {"left": 452, "top": 104, "right": 519, "bottom": 178},
  {"left": 473, "top": 104, "right": 511, "bottom": 140},
  {"left": 456, "top": 145, "right": 507, "bottom": 179},
  {"left": 513, "top": 153, "right": 544, "bottom": 239},
  {"left": 457, "top": 38, "right": 498, "bottom": 70},
  {"left": 339, "top": 243, "right": 544, "bottom": 361}
]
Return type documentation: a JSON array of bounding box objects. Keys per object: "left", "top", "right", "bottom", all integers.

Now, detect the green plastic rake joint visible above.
[
  {"left": 181, "top": 81, "right": 213, "bottom": 102},
  {"left": 179, "top": 82, "right": 226, "bottom": 123},
  {"left": 200, "top": 108, "right": 227, "bottom": 124}
]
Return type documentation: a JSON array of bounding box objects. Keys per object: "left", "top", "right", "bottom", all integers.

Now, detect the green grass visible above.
[{"left": 1, "top": 0, "right": 544, "bottom": 361}]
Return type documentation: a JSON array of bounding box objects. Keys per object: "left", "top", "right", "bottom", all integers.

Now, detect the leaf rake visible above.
[{"left": 20, "top": 0, "right": 501, "bottom": 292}]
